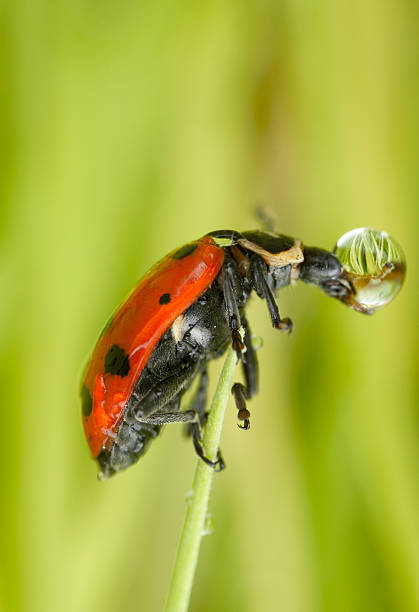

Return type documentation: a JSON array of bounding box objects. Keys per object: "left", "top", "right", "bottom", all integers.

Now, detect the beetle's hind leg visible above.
[
  {"left": 184, "top": 367, "right": 209, "bottom": 436},
  {"left": 184, "top": 368, "right": 225, "bottom": 471},
  {"left": 192, "top": 428, "right": 225, "bottom": 472},
  {"left": 232, "top": 316, "right": 259, "bottom": 430},
  {"left": 138, "top": 404, "right": 224, "bottom": 471},
  {"left": 189, "top": 368, "right": 209, "bottom": 427},
  {"left": 135, "top": 368, "right": 224, "bottom": 471}
]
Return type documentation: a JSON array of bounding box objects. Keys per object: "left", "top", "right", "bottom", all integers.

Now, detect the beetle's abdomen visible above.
[
  {"left": 81, "top": 236, "right": 225, "bottom": 460},
  {"left": 96, "top": 282, "right": 237, "bottom": 477},
  {"left": 97, "top": 419, "right": 160, "bottom": 479}
]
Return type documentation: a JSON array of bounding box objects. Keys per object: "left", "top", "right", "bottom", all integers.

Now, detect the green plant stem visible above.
[{"left": 165, "top": 347, "right": 237, "bottom": 612}]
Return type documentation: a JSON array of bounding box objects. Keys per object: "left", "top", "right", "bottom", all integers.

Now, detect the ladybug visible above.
[{"left": 81, "top": 228, "right": 405, "bottom": 479}]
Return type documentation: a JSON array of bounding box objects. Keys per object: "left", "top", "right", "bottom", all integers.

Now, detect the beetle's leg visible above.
[
  {"left": 184, "top": 368, "right": 225, "bottom": 470},
  {"left": 251, "top": 255, "right": 293, "bottom": 333},
  {"left": 191, "top": 369, "right": 225, "bottom": 470},
  {"left": 134, "top": 369, "right": 224, "bottom": 471},
  {"left": 231, "top": 316, "right": 259, "bottom": 430},
  {"left": 138, "top": 406, "right": 224, "bottom": 471},
  {"left": 230, "top": 244, "right": 251, "bottom": 278},
  {"left": 191, "top": 368, "right": 208, "bottom": 423},
  {"left": 220, "top": 255, "right": 245, "bottom": 359},
  {"left": 184, "top": 368, "right": 208, "bottom": 437},
  {"left": 192, "top": 428, "right": 225, "bottom": 472},
  {"left": 241, "top": 316, "right": 259, "bottom": 398},
  {"left": 138, "top": 409, "right": 197, "bottom": 425},
  {"left": 232, "top": 382, "right": 250, "bottom": 430}
]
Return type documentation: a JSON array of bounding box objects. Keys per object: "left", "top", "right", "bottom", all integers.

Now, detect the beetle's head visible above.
[{"left": 300, "top": 228, "right": 406, "bottom": 314}]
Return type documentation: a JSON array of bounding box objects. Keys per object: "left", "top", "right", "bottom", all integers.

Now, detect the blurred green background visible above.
[{"left": 0, "top": 1, "right": 418, "bottom": 611}]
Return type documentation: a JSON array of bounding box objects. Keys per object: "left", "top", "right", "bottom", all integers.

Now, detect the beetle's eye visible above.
[
  {"left": 333, "top": 228, "right": 406, "bottom": 311},
  {"left": 322, "top": 281, "right": 349, "bottom": 298}
]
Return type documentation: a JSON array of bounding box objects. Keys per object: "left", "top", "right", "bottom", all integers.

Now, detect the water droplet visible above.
[{"left": 334, "top": 228, "right": 406, "bottom": 311}]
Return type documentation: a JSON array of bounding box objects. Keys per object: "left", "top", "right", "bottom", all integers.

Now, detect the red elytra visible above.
[{"left": 81, "top": 236, "right": 224, "bottom": 458}]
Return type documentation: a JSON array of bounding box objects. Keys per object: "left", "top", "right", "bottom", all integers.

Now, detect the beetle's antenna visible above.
[{"left": 255, "top": 204, "right": 276, "bottom": 232}]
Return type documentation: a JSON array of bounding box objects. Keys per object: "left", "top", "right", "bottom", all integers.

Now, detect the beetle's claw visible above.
[
  {"left": 237, "top": 407, "right": 250, "bottom": 430},
  {"left": 215, "top": 451, "right": 226, "bottom": 472},
  {"left": 238, "top": 419, "right": 250, "bottom": 430},
  {"left": 232, "top": 383, "right": 251, "bottom": 429},
  {"left": 200, "top": 451, "right": 225, "bottom": 471}
]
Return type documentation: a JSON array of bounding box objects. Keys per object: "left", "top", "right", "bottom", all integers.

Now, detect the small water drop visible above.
[{"left": 334, "top": 228, "right": 406, "bottom": 311}]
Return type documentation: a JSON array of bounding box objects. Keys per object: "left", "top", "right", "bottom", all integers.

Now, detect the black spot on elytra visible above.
[
  {"left": 81, "top": 385, "right": 93, "bottom": 417},
  {"left": 173, "top": 242, "right": 198, "bottom": 260},
  {"left": 104, "top": 344, "right": 130, "bottom": 377},
  {"left": 159, "top": 293, "right": 171, "bottom": 305}
]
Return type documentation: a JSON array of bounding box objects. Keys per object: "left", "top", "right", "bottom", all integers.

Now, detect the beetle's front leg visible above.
[{"left": 251, "top": 255, "right": 293, "bottom": 333}]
